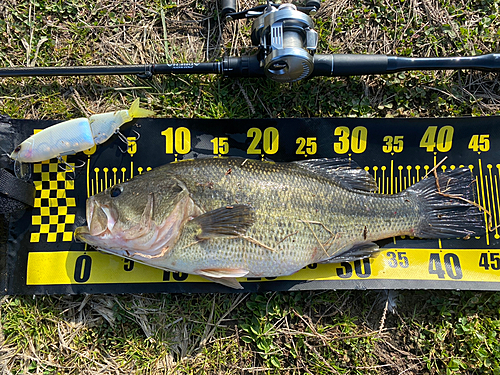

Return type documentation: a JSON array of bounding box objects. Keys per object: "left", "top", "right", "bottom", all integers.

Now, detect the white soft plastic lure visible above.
[{"left": 10, "top": 98, "right": 155, "bottom": 163}]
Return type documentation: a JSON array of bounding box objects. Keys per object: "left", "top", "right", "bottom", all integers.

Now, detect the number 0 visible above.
[
  {"left": 263, "top": 127, "right": 279, "bottom": 154},
  {"left": 351, "top": 126, "right": 367, "bottom": 153},
  {"left": 436, "top": 126, "right": 453, "bottom": 152},
  {"left": 74, "top": 255, "right": 92, "bottom": 283}
]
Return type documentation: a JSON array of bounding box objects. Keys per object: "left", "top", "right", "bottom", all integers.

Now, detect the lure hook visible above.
[
  {"left": 132, "top": 129, "right": 141, "bottom": 142},
  {"left": 115, "top": 130, "right": 129, "bottom": 145},
  {"left": 118, "top": 145, "right": 129, "bottom": 154},
  {"left": 56, "top": 157, "right": 86, "bottom": 179},
  {"left": 117, "top": 129, "right": 140, "bottom": 153}
]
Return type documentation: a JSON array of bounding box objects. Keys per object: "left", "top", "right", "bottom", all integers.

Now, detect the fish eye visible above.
[
  {"left": 14, "top": 145, "right": 21, "bottom": 153},
  {"left": 110, "top": 186, "right": 122, "bottom": 198}
]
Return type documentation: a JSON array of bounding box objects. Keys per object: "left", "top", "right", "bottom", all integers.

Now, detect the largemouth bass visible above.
[{"left": 75, "top": 157, "right": 484, "bottom": 289}]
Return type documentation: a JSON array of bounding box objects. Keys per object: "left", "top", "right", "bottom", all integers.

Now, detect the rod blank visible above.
[{"left": 0, "top": 54, "right": 498, "bottom": 79}]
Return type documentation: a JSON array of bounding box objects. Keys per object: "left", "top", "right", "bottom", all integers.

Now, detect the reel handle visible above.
[
  {"left": 305, "top": 1, "right": 321, "bottom": 10},
  {"left": 221, "top": 0, "right": 236, "bottom": 18}
]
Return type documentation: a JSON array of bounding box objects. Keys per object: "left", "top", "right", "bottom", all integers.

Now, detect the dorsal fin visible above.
[{"left": 293, "top": 158, "right": 377, "bottom": 193}]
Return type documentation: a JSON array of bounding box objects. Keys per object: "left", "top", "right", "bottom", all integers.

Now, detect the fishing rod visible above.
[{"left": 1, "top": 0, "right": 499, "bottom": 83}]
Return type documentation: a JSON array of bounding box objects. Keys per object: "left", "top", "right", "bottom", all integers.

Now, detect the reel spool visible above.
[{"left": 250, "top": 3, "right": 318, "bottom": 82}]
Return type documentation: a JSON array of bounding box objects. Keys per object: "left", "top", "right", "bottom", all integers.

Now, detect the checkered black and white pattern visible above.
[{"left": 31, "top": 160, "right": 76, "bottom": 243}]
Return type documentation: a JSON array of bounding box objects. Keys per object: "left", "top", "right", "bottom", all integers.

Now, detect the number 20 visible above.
[{"left": 247, "top": 127, "right": 279, "bottom": 155}]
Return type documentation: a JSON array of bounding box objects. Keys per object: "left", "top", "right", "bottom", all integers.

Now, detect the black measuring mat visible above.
[{"left": 2, "top": 116, "right": 500, "bottom": 294}]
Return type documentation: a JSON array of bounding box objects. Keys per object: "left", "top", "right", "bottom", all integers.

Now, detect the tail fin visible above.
[
  {"left": 408, "top": 168, "right": 485, "bottom": 238},
  {"left": 128, "top": 98, "right": 155, "bottom": 118}
]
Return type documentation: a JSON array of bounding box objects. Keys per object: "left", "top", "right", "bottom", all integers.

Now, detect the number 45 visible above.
[{"left": 468, "top": 135, "right": 490, "bottom": 152}]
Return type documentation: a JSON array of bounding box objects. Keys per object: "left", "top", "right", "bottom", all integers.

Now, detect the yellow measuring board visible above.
[{"left": 26, "top": 249, "right": 500, "bottom": 285}]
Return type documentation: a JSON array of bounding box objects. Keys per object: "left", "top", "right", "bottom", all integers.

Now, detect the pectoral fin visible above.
[
  {"left": 191, "top": 204, "right": 255, "bottom": 239},
  {"left": 320, "top": 242, "right": 380, "bottom": 263},
  {"left": 197, "top": 267, "right": 249, "bottom": 289}
]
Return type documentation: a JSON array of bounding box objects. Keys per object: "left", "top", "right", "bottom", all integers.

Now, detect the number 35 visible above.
[{"left": 382, "top": 135, "right": 403, "bottom": 153}]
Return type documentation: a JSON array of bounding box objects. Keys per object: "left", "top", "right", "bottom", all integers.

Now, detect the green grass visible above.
[
  {"left": 1, "top": 291, "right": 499, "bottom": 373},
  {"left": 1, "top": 0, "right": 500, "bottom": 373}
]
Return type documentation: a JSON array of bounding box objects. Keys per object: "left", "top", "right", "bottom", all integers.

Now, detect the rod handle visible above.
[{"left": 312, "top": 54, "right": 389, "bottom": 77}]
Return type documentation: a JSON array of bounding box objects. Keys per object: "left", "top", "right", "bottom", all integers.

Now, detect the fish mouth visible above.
[
  {"left": 74, "top": 197, "right": 118, "bottom": 243},
  {"left": 74, "top": 225, "right": 91, "bottom": 242},
  {"left": 75, "top": 194, "right": 160, "bottom": 250},
  {"left": 75, "top": 192, "right": 201, "bottom": 263}
]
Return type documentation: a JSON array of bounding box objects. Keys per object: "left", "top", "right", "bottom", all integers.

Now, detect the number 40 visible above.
[{"left": 419, "top": 126, "right": 454, "bottom": 152}]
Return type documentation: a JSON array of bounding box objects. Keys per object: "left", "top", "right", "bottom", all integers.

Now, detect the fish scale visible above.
[{"left": 75, "top": 157, "right": 484, "bottom": 288}]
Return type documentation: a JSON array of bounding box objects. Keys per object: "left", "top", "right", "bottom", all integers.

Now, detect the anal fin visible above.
[
  {"left": 196, "top": 268, "right": 249, "bottom": 289},
  {"left": 201, "top": 276, "right": 244, "bottom": 290},
  {"left": 320, "top": 242, "right": 379, "bottom": 264}
]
